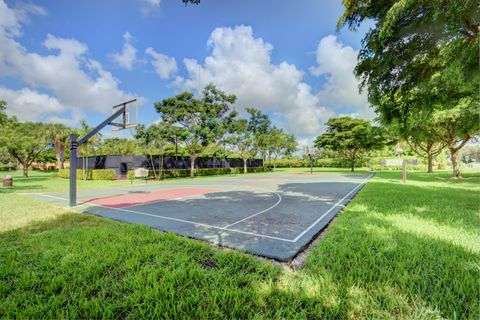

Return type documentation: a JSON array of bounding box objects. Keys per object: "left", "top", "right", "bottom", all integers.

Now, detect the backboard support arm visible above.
[{"left": 69, "top": 99, "right": 136, "bottom": 206}]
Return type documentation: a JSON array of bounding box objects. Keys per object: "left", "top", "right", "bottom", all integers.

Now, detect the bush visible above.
[
  {"left": 266, "top": 158, "right": 368, "bottom": 168},
  {"left": 268, "top": 159, "right": 309, "bottom": 168},
  {"left": 370, "top": 165, "right": 427, "bottom": 171},
  {"left": 58, "top": 169, "right": 116, "bottom": 180},
  {"left": 91, "top": 169, "right": 117, "bottom": 180},
  {"left": 0, "top": 165, "right": 16, "bottom": 171},
  {"left": 128, "top": 167, "right": 271, "bottom": 180}
]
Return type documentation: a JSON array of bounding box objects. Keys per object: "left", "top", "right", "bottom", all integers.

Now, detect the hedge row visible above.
[
  {"left": 370, "top": 165, "right": 428, "bottom": 171},
  {"left": 58, "top": 169, "right": 117, "bottom": 180},
  {"left": 0, "top": 165, "right": 17, "bottom": 171},
  {"left": 128, "top": 166, "right": 271, "bottom": 180},
  {"left": 267, "top": 158, "right": 367, "bottom": 168}
]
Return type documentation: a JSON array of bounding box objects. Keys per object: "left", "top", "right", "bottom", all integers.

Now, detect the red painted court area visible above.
[{"left": 81, "top": 187, "right": 221, "bottom": 208}]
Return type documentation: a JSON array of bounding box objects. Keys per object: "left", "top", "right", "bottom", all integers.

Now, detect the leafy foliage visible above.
[
  {"left": 0, "top": 120, "right": 51, "bottom": 177},
  {"left": 0, "top": 100, "right": 7, "bottom": 125},
  {"left": 338, "top": 0, "right": 480, "bottom": 177},
  {"left": 315, "top": 117, "right": 386, "bottom": 171},
  {"left": 155, "top": 84, "right": 237, "bottom": 177}
]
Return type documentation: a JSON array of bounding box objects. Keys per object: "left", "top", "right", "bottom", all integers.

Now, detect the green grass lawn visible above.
[{"left": 0, "top": 169, "right": 478, "bottom": 318}]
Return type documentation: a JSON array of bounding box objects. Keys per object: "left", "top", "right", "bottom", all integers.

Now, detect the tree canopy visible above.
[
  {"left": 338, "top": 0, "right": 479, "bottom": 177},
  {"left": 0, "top": 120, "right": 51, "bottom": 177},
  {"left": 155, "top": 84, "right": 237, "bottom": 177},
  {"left": 315, "top": 117, "right": 386, "bottom": 171}
]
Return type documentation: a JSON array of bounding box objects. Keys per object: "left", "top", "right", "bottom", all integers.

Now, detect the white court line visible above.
[
  {"left": 222, "top": 191, "right": 282, "bottom": 229},
  {"left": 35, "top": 193, "right": 295, "bottom": 242},
  {"left": 33, "top": 174, "right": 373, "bottom": 244},
  {"left": 291, "top": 173, "right": 374, "bottom": 242}
]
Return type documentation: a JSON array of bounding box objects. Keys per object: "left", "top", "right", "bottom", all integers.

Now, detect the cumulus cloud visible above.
[
  {"left": 110, "top": 32, "right": 137, "bottom": 70},
  {"left": 176, "top": 25, "right": 334, "bottom": 137},
  {"left": 0, "top": 87, "right": 64, "bottom": 121},
  {"left": 0, "top": 0, "right": 141, "bottom": 123},
  {"left": 146, "top": 47, "right": 178, "bottom": 79},
  {"left": 310, "top": 35, "right": 374, "bottom": 119}
]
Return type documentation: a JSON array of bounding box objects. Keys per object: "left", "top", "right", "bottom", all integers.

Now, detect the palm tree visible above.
[
  {"left": 76, "top": 120, "right": 102, "bottom": 180},
  {"left": 47, "top": 123, "right": 70, "bottom": 169}
]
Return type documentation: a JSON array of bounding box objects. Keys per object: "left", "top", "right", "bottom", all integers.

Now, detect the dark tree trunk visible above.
[{"left": 243, "top": 158, "right": 248, "bottom": 174}]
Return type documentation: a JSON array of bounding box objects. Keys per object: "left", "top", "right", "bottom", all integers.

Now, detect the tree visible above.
[
  {"left": 97, "top": 138, "right": 142, "bottom": 156},
  {"left": 135, "top": 123, "right": 178, "bottom": 179},
  {"left": 338, "top": 0, "right": 480, "bottom": 177},
  {"left": 390, "top": 115, "right": 445, "bottom": 173},
  {"left": 47, "top": 123, "right": 70, "bottom": 169},
  {"left": 246, "top": 108, "right": 271, "bottom": 165},
  {"left": 155, "top": 84, "right": 237, "bottom": 177},
  {"left": 0, "top": 100, "right": 6, "bottom": 125},
  {"left": 302, "top": 145, "right": 321, "bottom": 174},
  {"left": 315, "top": 117, "right": 385, "bottom": 172},
  {"left": 76, "top": 120, "right": 102, "bottom": 180},
  {"left": 266, "top": 127, "right": 297, "bottom": 170},
  {"left": 226, "top": 118, "right": 256, "bottom": 174},
  {"left": 0, "top": 121, "right": 50, "bottom": 177}
]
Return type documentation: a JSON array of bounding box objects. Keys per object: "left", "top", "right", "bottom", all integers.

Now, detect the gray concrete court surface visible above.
[{"left": 28, "top": 172, "right": 374, "bottom": 261}]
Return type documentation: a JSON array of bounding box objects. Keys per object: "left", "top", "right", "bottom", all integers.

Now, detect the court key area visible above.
[{"left": 28, "top": 172, "right": 373, "bottom": 261}]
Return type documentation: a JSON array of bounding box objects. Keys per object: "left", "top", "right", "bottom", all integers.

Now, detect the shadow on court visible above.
[{"left": 27, "top": 173, "right": 373, "bottom": 261}]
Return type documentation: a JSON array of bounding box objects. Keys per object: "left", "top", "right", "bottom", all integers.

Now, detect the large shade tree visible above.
[
  {"left": 338, "top": 0, "right": 479, "bottom": 177},
  {"left": 315, "top": 117, "right": 386, "bottom": 172},
  {"left": 155, "top": 84, "right": 237, "bottom": 177},
  {"left": 392, "top": 114, "right": 446, "bottom": 173},
  {"left": 0, "top": 120, "right": 51, "bottom": 177}
]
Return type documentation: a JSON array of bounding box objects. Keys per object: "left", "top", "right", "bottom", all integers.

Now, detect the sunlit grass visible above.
[{"left": 0, "top": 170, "right": 478, "bottom": 318}]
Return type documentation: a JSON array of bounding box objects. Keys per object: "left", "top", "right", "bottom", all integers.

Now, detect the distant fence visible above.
[{"left": 76, "top": 155, "right": 263, "bottom": 176}]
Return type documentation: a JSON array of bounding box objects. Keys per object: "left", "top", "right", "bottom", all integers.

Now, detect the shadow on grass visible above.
[
  {"left": 301, "top": 174, "right": 479, "bottom": 319},
  {"left": 363, "top": 179, "right": 480, "bottom": 233}
]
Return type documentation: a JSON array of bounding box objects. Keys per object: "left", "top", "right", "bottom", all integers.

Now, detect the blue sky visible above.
[{"left": 0, "top": 0, "right": 373, "bottom": 143}]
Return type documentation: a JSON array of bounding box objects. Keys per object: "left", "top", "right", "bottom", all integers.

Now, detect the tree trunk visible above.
[
  {"left": 351, "top": 158, "right": 355, "bottom": 172},
  {"left": 427, "top": 154, "right": 433, "bottom": 173},
  {"left": 190, "top": 154, "right": 196, "bottom": 178},
  {"left": 449, "top": 147, "right": 461, "bottom": 178},
  {"left": 22, "top": 164, "right": 28, "bottom": 177},
  {"left": 273, "top": 160, "right": 276, "bottom": 171},
  {"left": 54, "top": 136, "right": 64, "bottom": 169},
  {"left": 243, "top": 158, "right": 248, "bottom": 174},
  {"left": 160, "top": 154, "right": 164, "bottom": 180},
  {"left": 149, "top": 155, "right": 157, "bottom": 179}
]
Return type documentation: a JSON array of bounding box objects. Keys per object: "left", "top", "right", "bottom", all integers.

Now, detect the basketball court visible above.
[{"left": 27, "top": 172, "right": 373, "bottom": 261}]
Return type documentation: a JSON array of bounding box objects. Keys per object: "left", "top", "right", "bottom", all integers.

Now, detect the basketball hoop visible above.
[{"left": 111, "top": 99, "right": 139, "bottom": 131}]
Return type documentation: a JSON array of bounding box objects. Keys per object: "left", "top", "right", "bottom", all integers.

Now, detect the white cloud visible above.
[
  {"left": 0, "top": 0, "right": 142, "bottom": 123},
  {"left": 175, "top": 25, "right": 334, "bottom": 137},
  {"left": 111, "top": 32, "right": 137, "bottom": 70},
  {"left": 139, "top": 0, "right": 161, "bottom": 15},
  {"left": 146, "top": 47, "right": 178, "bottom": 79},
  {"left": 0, "top": 87, "right": 65, "bottom": 122},
  {"left": 310, "top": 35, "right": 374, "bottom": 119}
]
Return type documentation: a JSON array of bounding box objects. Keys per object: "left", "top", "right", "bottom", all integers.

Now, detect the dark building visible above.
[{"left": 76, "top": 155, "right": 263, "bottom": 177}]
